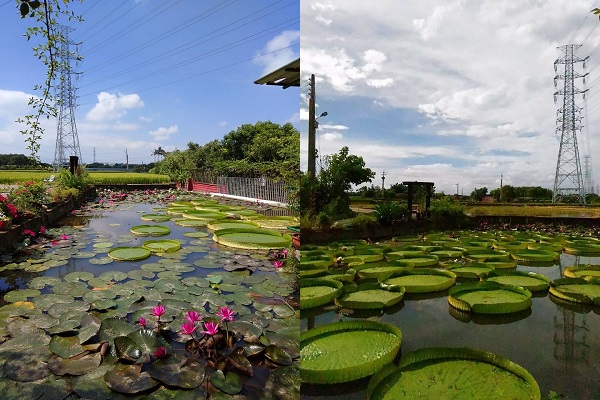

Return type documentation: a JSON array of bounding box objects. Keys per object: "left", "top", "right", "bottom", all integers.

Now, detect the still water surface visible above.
[{"left": 301, "top": 254, "right": 600, "bottom": 400}]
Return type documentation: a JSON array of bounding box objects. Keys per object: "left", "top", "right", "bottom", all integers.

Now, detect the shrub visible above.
[
  {"left": 373, "top": 202, "right": 407, "bottom": 225},
  {"left": 0, "top": 194, "right": 18, "bottom": 221},
  {"left": 350, "top": 213, "right": 378, "bottom": 230},
  {"left": 316, "top": 212, "right": 333, "bottom": 230},
  {"left": 8, "top": 180, "right": 51, "bottom": 215},
  {"left": 430, "top": 197, "right": 467, "bottom": 227}
]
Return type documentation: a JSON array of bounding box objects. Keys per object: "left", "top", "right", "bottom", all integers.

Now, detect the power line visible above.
[
  {"left": 82, "top": 0, "right": 293, "bottom": 76},
  {"left": 78, "top": 43, "right": 298, "bottom": 106},
  {"left": 0, "top": 0, "right": 13, "bottom": 8},
  {"left": 79, "top": 17, "right": 298, "bottom": 90},
  {"left": 75, "top": 0, "right": 129, "bottom": 42}
]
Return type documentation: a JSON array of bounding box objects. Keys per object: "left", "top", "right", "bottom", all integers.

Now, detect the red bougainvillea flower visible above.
[
  {"left": 185, "top": 310, "right": 203, "bottom": 323},
  {"left": 180, "top": 321, "right": 196, "bottom": 336},
  {"left": 39, "top": 226, "right": 46, "bottom": 234},
  {"left": 137, "top": 317, "right": 147, "bottom": 328},
  {"left": 216, "top": 306, "right": 236, "bottom": 322},
  {"left": 23, "top": 229, "right": 36, "bottom": 237},
  {"left": 151, "top": 304, "right": 165, "bottom": 318},
  {"left": 201, "top": 321, "right": 219, "bottom": 335},
  {"left": 51, "top": 240, "right": 58, "bottom": 246},
  {"left": 153, "top": 346, "right": 168, "bottom": 358}
]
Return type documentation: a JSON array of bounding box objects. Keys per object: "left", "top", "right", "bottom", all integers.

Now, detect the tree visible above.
[
  {"left": 301, "top": 146, "right": 374, "bottom": 218},
  {"left": 471, "top": 187, "right": 488, "bottom": 202}
]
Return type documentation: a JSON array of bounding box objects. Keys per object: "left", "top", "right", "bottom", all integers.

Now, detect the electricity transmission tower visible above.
[
  {"left": 53, "top": 25, "right": 82, "bottom": 171},
  {"left": 553, "top": 44, "right": 588, "bottom": 204}
]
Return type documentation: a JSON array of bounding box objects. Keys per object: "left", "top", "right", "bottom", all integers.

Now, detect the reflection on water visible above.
[{"left": 300, "top": 253, "right": 600, "bottom": 400}]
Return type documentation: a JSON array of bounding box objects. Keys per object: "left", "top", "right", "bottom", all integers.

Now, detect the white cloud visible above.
[
  {"left": 315, "top": 15, "right": 332, "bottom": 25},
  {"left": 320, "top": 124, "right": 349, "bottom": 130},
  {"left": 367, "top": 78, "right": 394, "bottom": 88},
  {"left": 148, "top": 125, "right": 178, "bottom": 141},
  {"left": 321, "top": 132, "right": 343, "bottom": 141},
  {"left": 218, "top": 121, "right": 228, "bottom": 127},
  {"left": 86, "top": 92, "right": 144, "bottom": 122},
  {"left": 255, "top": 30, "right": 300, "bottom": 75}
]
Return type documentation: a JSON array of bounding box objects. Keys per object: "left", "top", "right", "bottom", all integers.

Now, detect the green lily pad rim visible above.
[
  {"left": 300, "top": 320, "right": 402, "bottom": 385},
  {"left": 300, "top": 278, "right": 343, "bottom": 310},
  {"left": 448, "top": 281, "right": 532, "bottom": 314},
  {"left": 107, "top": 246, "right": 152, "bottom": 261},
  {"left": 367, "top": 347, "right": 541, "bottom": 400}
]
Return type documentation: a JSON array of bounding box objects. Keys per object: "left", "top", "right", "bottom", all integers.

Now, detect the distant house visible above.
[{"left": 482, "top": 196, "right": 496, "bottom": 203}]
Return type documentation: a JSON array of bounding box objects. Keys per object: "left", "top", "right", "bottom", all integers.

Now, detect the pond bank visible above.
[{"left": 0, "top": 187, "right": 96, "bottom": 253}]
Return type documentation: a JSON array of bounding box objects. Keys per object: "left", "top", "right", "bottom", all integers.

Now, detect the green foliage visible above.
[
  {"left": 316, "top": 212, "right": 333, "bottom": 230},
  {"left": 373, "top": 202, "right": 407, "bottom": 226},
  {"left": 56, "top": 166, "right": 92, "bottom": 192},
  {"left": 150, "top": 150, "right": 195, "bottom": 185},
  {"left": 8, "top": 180, "right": 51, "bottom": 214},
  {"left": 429, "top": 197, "right": 467, "bottom": 227},
  {"left": 470, "top": 187, "right": 488, "bottom": 202},
  {"left": 302, "top": 147, "right": 374, "bottom": 219},
  {"left": 350, "top": 213, "right": 378, "bottom": 230}
]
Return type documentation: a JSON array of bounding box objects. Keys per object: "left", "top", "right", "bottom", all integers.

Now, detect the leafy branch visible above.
[{"left": 15, "top": 0, "right": 82, "bottom": 161}]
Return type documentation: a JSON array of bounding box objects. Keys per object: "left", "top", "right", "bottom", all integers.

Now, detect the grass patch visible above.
[
  {"left": 0, "top": 170, "right": 171, "bottom": 185},
  {"left": 465, "top": 205, "right": 600, "bottom": 218}
]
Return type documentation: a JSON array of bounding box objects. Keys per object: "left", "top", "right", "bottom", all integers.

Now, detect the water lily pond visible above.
[
  {"left": 300, "top": 230, "right": 600, "bottom": 399},
  {"left": 0, "top": 190, "right": 299, "bottom": 399}
]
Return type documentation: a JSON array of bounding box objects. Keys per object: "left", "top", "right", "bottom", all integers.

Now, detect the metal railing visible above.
[{"left": 216, "top": 176, "right": 290, "bottom": 204}]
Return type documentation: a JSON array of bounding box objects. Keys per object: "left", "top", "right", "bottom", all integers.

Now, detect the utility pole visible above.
[
  {"left": 456, "top": 183, "right": 459, "bottom": 197},
  {"left": 553, "top": 44, "right": 587, "bottom": 204},
  {"left": 307, "top": 74, "right": 316, "bottom": 216},
  {"left": 93, "top": 147, "right": 96, "bottom": 164},
  {"left": 381, "top": 171, "right": 386, "bottom": 197},
  {"left": 125, "top": 148, "right": 129, "bottom": 172},
  {"left": 500, "top": 173, "right": 503, "bottom": 190}
]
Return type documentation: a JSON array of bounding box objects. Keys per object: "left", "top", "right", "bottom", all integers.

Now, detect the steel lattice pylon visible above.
[
  {"left": 553, "top": 44, "right": 587, "bottom": 204},
  {"left": 53, "top": 25, "right": 82, "bottom": 171}
]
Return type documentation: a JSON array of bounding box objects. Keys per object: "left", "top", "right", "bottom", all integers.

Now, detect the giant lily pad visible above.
[
  {"left": 143, "top": 239, "right": 181, "bottom": 253},
  {"left": 213, "top": 228, "right": 292, "bottom": 250},
  {"left": 549, "top": 277, "right": 600, "bottom": 305},
  {"left": 448, "top": 281, "right": 532, "bottom": 314},
  {"left": 300, "top": 278, "right": 343, "bottom": 309},
  {"left": 334, "top": 283, "right": 405, "bottom": 309},
  {"left": 300, "top": 320, "right": 402, "bottom": 384},
  {"left": 367, "top": 347, "right": 540, "bottom": 400},
  {"left": 485, "top": 270, "right": 550, "bottom": 292},
  {"left": 130, "top": 225, "right": 171, "bottom": 237},
  {"left": 108, "top": 247, "right": 152, "bottom": 261},
  {"left": 383, "top": 269, "right": 456, "bottom": 293},
  {"left": 564, "top": 265, "right": 600, "bottom": 279},
  {"left": 141, "top": 214, "right": 171, "bottom": 222}
]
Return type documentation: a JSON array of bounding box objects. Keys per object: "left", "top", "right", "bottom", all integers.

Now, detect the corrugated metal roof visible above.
[{"left": 254, "top": 58, "right": 300, "bottom": 89}]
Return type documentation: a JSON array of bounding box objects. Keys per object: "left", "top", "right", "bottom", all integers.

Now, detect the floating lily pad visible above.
[
  {"left": 549, "top": 277, "right": 600, "bottom": 305},
  {"left": 210, "top": 370, "right": 243, "bottom": 395},
  {"left": 300, "top": 320, "right": 402, "bottom": 384},
  {"left": 564, "top": 265, "right": 600, "bottom": 279},
  {"left": 300, "top": 278, "right": 343, "bottom": 310},
  {"left": 108, "top": 247, "right": 152, "bottom": 261},
  {"left": 335, "top": 283, "right": 405, "bottom": 309},
  {"left": 446, "top": 263, "right": 494, "bottom": 279},
  {"left": 486, "top": 271, "right": 550, "bottom": 292},
  {"left": 104, "top": 363, "right": 159, "bottom": 394},
  {"left": 214, "top": 228, "right": 292, "bottom": 250},
  {"left": 183, "top": 231, "right": 209, "bottom": 238},
  {"left": 448, "top": 281, "right": 532, "bottom": 314},
  {"left": 4, "top": 348, "right": 51, "bottom": 382},
  {"left": 131, "top": 225, "right": 171, "bottom": 237},
  {"left": 175, "top": 219, "right": 208, "bottom": 227},
  {"left": 384, "top": 269, "right": 456, "bottom": 293},
  {"left": 143, "top": 239, "right": 181, "bottom": 253},
  {"left": 141, "top": 214, "right": 171, "bottom": 222},
  {"left": 64, "top": 271, "right": 95, "bottom": 282},
  {"left": 4, "top": 289, "right": 41, "bottom": 303},
  {"left": 510, "top": 249, "right": 560, "bottom": 263},
  {"left": 148, "top": 354, "right": 205, "bottom": 389},
  {"left": 367, "top": 347, "right": 540, "bottom": 400},
  {"left": 49, "top": 335, "right": 85, "bottom": 358}
]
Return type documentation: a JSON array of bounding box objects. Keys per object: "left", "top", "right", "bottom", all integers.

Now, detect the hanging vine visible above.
[{"left": 15, "top": 0, "right": 83, "bottom": 161}]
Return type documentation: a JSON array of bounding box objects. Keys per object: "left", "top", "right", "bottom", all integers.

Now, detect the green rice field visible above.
[{"left": 0, "top": 170, "right": 171, "bottom": 185}]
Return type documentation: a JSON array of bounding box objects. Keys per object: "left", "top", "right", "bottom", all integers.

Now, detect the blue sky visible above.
[
  {"left": 0, "top": 0, "right": 299, "bottom": 165},
  {"left": 301, "top": 0, "right": 600, "bottom": 194}
]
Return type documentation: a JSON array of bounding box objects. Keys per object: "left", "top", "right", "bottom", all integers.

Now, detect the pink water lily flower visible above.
[
  {"left": 153, "top": 346, "right": 168, "bottom": 358},
  {"left": 273, "top": 260, "right": 284, "bottom": 269},
  {"left": 201, "top": 321, "right": 219, "bottom": 335},
  {"left": 137, "top": 317, "right": 147, "bottom": 328},
  {"left": 216, "top": 306, "right": 236, "bottom": 322},
  {"left": 180, "top": 321, "right": 196, "bottom": 336},
  {"left": 185, "top": 310, "right": 203, "bottom": 323},
  {"left": 51, "top": 240, "right": 58, "bottom": 246},
  {"left": 60, "top": 234, "right": 69, "bottom": 240},
  {"left": 151, "top": 304, "right": 165, "bottom": 318}
]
